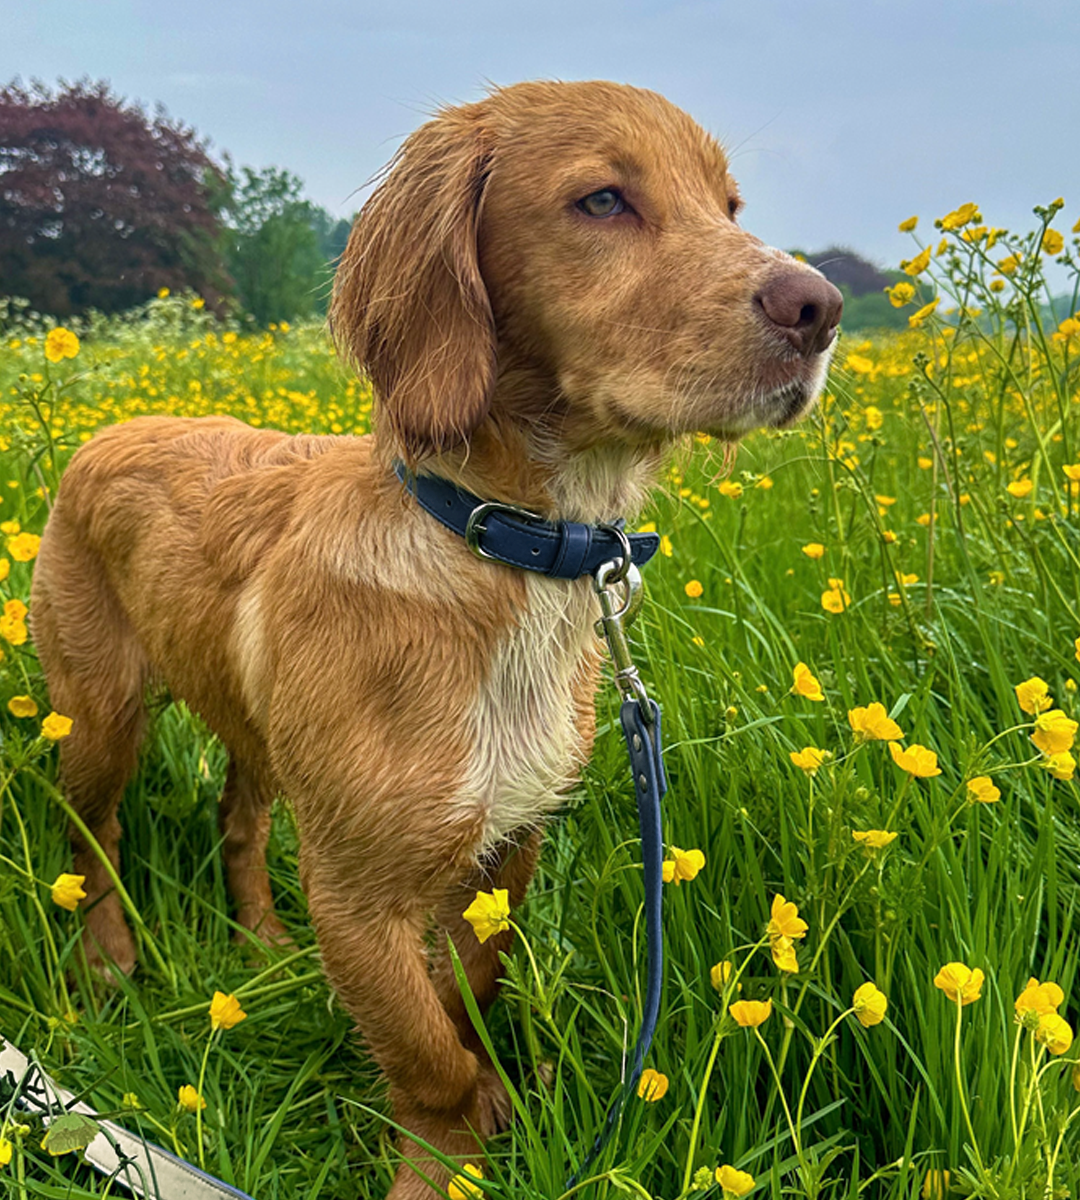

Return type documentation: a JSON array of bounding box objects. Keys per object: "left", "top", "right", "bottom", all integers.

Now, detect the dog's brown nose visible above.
[{"left": 755, "top": 269, "right": 843, "bottom": 357}]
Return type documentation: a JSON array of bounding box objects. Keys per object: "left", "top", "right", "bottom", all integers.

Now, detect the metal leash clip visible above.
[{"left": 593, "top": 524, "right": 652, "bottom": 723}]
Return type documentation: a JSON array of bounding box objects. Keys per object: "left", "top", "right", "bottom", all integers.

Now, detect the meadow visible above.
[{"left": 1, "top": 200, "right": 1079, "bottom": 1200}]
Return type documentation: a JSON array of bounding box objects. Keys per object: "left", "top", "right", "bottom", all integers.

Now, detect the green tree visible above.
[{"left": 221, "top": 165, "right": 334, "bottom": 325}]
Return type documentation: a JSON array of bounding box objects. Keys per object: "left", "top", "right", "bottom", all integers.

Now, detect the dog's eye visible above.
[
  {"left": 728, "top": 196, "right": 743, "bottom": 220},
  {"left": 578, "top": 189, "right": 626, "bottom": 218}
]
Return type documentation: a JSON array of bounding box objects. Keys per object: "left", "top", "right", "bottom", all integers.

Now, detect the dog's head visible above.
[{"left": 331, "top": 80, "right": 841, "bottom": 464}]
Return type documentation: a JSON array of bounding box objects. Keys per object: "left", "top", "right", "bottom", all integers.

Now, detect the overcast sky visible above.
[{"left": 5, "top": 0, "right": 1078, "bottom": 274}]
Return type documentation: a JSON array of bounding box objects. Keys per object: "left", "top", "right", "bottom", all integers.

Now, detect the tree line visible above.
[{"left": 0, "top": 79, "right": 354, "bottom": 324}]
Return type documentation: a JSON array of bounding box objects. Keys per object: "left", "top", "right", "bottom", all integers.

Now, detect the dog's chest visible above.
[{"left": 461, "top": 574, "right": 599, "bottom": 849}]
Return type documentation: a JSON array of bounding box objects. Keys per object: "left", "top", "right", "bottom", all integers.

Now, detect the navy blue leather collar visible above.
[{"left": 393, "top": 462, "right": 660, "bottom": 579}]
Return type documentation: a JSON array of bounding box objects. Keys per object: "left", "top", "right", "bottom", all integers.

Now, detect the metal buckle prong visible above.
[{"left": 464, "top": 500, "right": 547, "bottom": 561}]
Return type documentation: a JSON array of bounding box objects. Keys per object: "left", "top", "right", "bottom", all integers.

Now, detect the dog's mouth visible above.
[{"left": 700, "top": 351, "right": 830, "bottom": 440}]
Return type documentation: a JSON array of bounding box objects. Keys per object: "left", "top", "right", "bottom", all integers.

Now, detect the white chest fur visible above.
[{"left": 460, "top": 572, "right": 599, "bottom": 850}]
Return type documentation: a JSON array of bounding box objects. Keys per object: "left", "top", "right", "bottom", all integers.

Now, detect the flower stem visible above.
[
  {"left": 755, "top": 1027, "right": 801, "bottom": 1163},
  {"left": 681, "top": 1026, "right": 725, "bottom": 1196},
  {"left": 795, "top": 1008, "right": 853, "bottom": 1149},
  {"left": 951, "top": 995, "right": 989, "bottom": 1187},
  {"left": 194, "top": 1031, "right": 217, "bottom": 1169}
]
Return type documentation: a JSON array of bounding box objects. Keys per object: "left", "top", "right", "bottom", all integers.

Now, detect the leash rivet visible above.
[
  {"left": 639, "top": 773, "right": 648, "bottom": 789},
  {"left": 633, "top": 734, "right": 642, "bottom": 751}
]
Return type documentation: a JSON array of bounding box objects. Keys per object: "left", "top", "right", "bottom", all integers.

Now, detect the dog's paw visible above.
[
  {"left": 234, "top": 910, "right": 295, "bottom": 957},
  {"left": 473, "top": 1063, "right": 512, "bottom": 1137}
]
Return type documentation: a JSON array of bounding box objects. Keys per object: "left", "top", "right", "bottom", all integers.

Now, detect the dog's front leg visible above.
[
  {"left": 429, "top": 830, "right": 543, "bottom": 1133},
  {"left": 301, "top": 840, "right": 494, "bottom": 1197}
]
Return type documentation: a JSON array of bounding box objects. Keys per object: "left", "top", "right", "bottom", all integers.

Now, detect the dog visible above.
[{"left": 30, "top": 80, "right": 841, "bottom": 1197}]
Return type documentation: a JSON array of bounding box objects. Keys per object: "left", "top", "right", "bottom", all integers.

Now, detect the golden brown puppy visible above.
[{"left": 31, "top": 80, "right": 841, "bottom": 1197}]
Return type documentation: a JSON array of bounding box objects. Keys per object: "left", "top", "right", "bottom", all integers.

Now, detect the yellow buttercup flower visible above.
[
  {"left": 448, "top": 1164, "right": 484, "bottom": 1200},
  {"left": 729, "top": 998, "right": 772, "bottom": 1027},
  {"left": 685, "top": 579, "right": 704, "bottom": 598},
  {"left": 934, "top": 962, "right": 984, "bottom": 1006},
  {"left": 718, "top": 479, "right": 743, "bottom": 499},
  {"left": 848, "top": 702, "right": 904, "bottom": 742},
  {"left": 1032, "top": 710, "right": 1078, "bottom": 756},
  {"left": 178, "top": 1085, "right": 206, "bottom": 1113},
  {"left": 852, "top": 829, "right": 898, "bottom": 852},
  {"left": 821, "top": 578, "right": 850, "bottom": 614},
  {"left": 1043, "top": 751, "right": 1076, "bottom": 781},
  {"left": 922, "top": 1169, "right": 950, "bottom": 1200},
  {"left": 1035, "top": 1012, "right": 1074, "bottom": 1055},
  {"left": 1015, "top": 977, "right": 1064, "bottom": 1029},
  {"left": 771, "top": 935, "right": 799, "bottom": 974},
  {"left": 902, "top": 246, "right": 932, "bottom": 276},
  {"left": 886, "top": 282, "right": 915, "bottom": 307},
  {"left": 716, "top": 1165, "right": 756, "bottom": 1197},
  {"left": 940, "top": 203, "right": 979, "bottom": 231},
  {"left": 637, "top": 1068, "right": 669, "bottom": 1101},
  {"left": 791, "top": 662, "right": 824, "bottom": 701},
  {"left": 768, "top": 894, "right": 808, "bottom": 944},
  {"left": 966, "top": 776, "right": 1000, "bottom": 804},
  {"left": 852, "top": 982, "right": 888, "bottom": 1027},
  {"left": 789, "top": 746, "right": 829, "bottom": 775},
  {"left": 909, "top": 297, "right": 940, "bottom": 328},
  {"left": 41, "top": 712, "right": 74, "bottom": 741},
  {"left": 1006, "top": 478, "right": 1033, "bottom": 499},
  {"left": 209, "top": 991, "right": 247, "bottom": 1031},
  {"left": 801, "top": 542, "right": 825, "bottom": 559},
  {"left": 462, "top": 888, "right": 511, "bottom": 943},
  {"left": 663, "top": 846, "right": 705, "bottom": 885},
  {"left": 50, "top": 873, "right": 86, "bottom": 911},
  {"left": 0, "top": 614, "right": 28, "bottom": 646},
  {"left": 999, "top": 254, "right": 1021, "bottom": 275},
  {"left": 1015, "top": 676, "right": 1053, "bottom": 714},
  {"left": 1042, "top": 229, "right": 1065, "bottom": 256},
  {"left": 710, "top": 959, "right": 739, "bottom": 993},
  {"left": 0, "top": 1135, "right": 11, "bottom": 1167},
  {"left": 6, "top": 532, "right": 40, "bottom": 562},
  {"left": 7, "top": 695, "right": 38, "bottom": 718},
  {"left": 44, "top": 327, "right": 80, "bottom": 363},
  {"left": 898, "top": 216, "right": 918, "bottom": 233},
  {"left": 888, "top": 742, "right": 942, "bottom": 777}
]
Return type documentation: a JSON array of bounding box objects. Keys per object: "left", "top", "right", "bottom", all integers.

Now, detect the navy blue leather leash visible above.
[
  {"left": 394, "top": 464, "right": 667, "bottom": 1182},
  {"left": 565, "top": 566, "right": 667, "bottom": 1186}
]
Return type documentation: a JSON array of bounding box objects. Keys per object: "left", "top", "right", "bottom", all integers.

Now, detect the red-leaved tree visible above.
[{"left": 0, "top": 79, "right": 231, "bottom": 315}]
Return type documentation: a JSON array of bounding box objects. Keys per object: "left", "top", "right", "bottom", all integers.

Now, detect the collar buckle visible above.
[{"left": 463, "top": 499, "right": 547, "bottom": 561}]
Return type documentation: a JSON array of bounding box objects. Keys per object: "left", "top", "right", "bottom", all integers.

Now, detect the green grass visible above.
[{"left": 1, "top": 203, "right": 1080, "bottom": 1199}]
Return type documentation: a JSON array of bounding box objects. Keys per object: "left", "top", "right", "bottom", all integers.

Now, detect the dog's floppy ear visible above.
[{"left": 330, "top": 105, "right": 496, "bottom": 463}]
